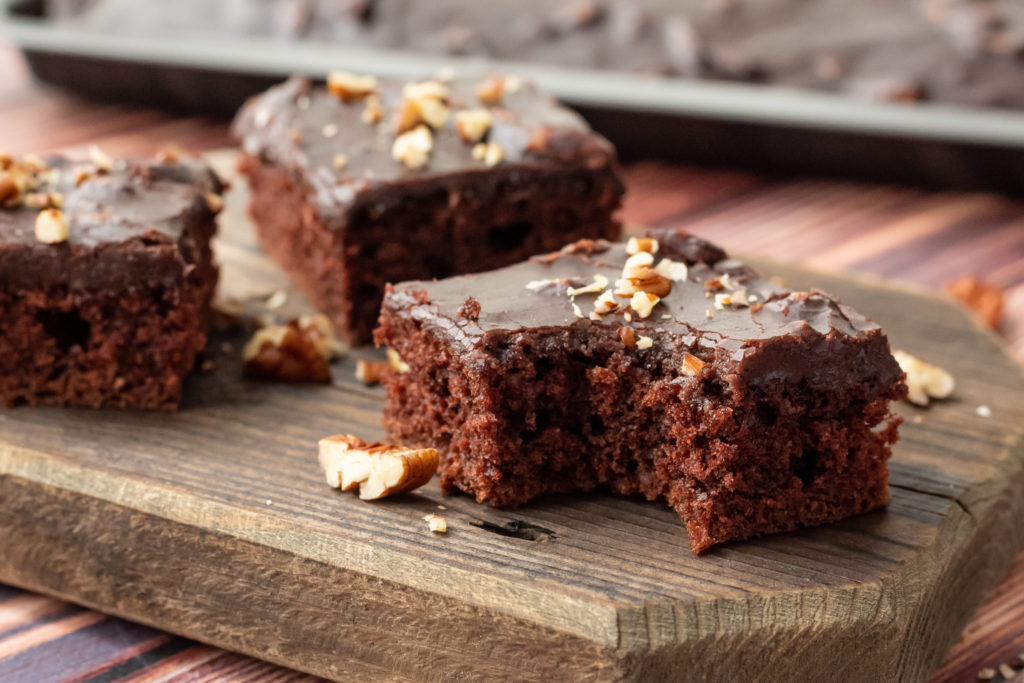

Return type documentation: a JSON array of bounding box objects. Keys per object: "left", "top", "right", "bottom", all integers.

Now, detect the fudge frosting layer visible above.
[
  {"left": 385, "top": 235, "right": 880, "bottom": 361},
  {"left": 0, "top": 155, "right": 223, "bottom": 292},
  {"left": 232, "top": 75, "right": 618, "bottom": 221}
]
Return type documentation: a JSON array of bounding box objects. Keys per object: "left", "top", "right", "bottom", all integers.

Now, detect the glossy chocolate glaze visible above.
[
  {"left": 232, "top": 75, "right": 618, "bottom": 223},
  {"left": 383, "top": 231, "right": 883, "bottom": 364},
  {"left": 0, "top": 156, "right": 222, "bottom": 292},
  {"left": 52, "top": 0, "right": 1024, "bottom": 110}
]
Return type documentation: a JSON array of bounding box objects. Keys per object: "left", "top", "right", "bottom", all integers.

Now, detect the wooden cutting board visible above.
[{"left": 0, "top": 152, "right": 1022, "bottom": 682}]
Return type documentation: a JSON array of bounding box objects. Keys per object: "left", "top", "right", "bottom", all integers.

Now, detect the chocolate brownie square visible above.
[
  {"left": 0, "top": 151, "right": 222, "bottom": 410},
  {"left": 232, "top": 73, "right": 623, "bottom": 345},
  {"left": 374, "top": 230, "right": 906, "bottom": 553}
]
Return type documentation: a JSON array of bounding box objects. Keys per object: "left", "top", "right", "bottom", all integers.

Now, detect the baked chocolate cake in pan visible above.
[
  {"left": 0, "top": 151, "right": 222, "bottom": 410},
  {"left": 374, "top": 229, "right": 906, "bottom": 553},
  {"left": 232, "top": 73, "right": 623, "bottom": 345}
]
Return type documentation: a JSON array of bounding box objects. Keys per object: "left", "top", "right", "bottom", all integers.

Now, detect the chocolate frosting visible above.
[
  {"left": 384, "top": 230, "right": 882, "bottom": 363},
  {"left": 0, "top": 156, "right": 222, "bottom": 292},
  {"left": 231, "top": 75, "right": 618, "bottom": 224}
]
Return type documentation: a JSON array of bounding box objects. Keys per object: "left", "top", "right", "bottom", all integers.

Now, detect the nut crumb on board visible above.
[
  {"left": 978, "top": 668, "right": 996, "bottom": 681},
  {"left": 423, "top": 513, "right": 447, "bottom": 533},
  {"left": 319, "top": 434, "right": 438, "bottom": 500},
  {"left": 892, "top": 350, "right": 954, "bottom": 407},
  {"left": 243, "top": 314, "right": 345, "bottom": 382}
]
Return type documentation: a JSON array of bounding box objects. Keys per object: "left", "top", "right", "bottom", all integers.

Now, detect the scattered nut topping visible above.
[
  {"left": 361, "top": 96, "right": 384, "bottom": 124},
  {"left": 504, "top": 75, "right": 524, "bottom": 94},
  {"left": 472, "top": 141, "right": 504, "bottom": 166},
  {"left": 998, "top": 664, "right": 1016, "bottom": 680},
  {"left": 402, "top": 80, "right": 449, "bottom": 101},
  {"left": 630, "top": 291, "right": 660, "bottom": 319},
  {"left": 434, "top": 67, "right": 456, "bottom": 82},
  {"left": 333, "top": 154, "right": 349, "bottom": 170},
  {"left": 704, "top": 277, "right": 724, "bottom": 292},
  {"left": 977, "top": 667, "right": 996, "bottom": 681},
  {"left": 73, "top": 169, "right": 92, "bottom": 187},
  {"left": 572, "top": 302, "right": 584, "bottom": 319},
  {"left": 205, "top": 193, "right": 224, "bottom": 213},
  {"left": 945, "top": 276, "right": 1004, "bottom": 330},
  {"left": 593, "top": 290, "right": 619, "bottom": 314},
  {"left": 976, "top": 404, "right": 992, "bottom": 418},
  {"left": 0, "top": 152, "right": 11, "bottom": 170},
  {"left": 626, "top": 237, "right": 659, "bottom": 255},
  {"left": 589, "top": 311, "right": 603, "bottom": 321},
  {"left": 622, "top": 250, "right": 656, "bottom": 276},
  {"left": 34, "top": 208, "right": 69, "bottom": 244},
  {"left": 654, "top": 258, "right": 688, "bottom": 282},
  {"left": 636, "top": 335, "right": 654, "bottom": 350},
  {"left": 254, "top": 108, "right": 272, "bottom": 128},
  {"left": 327, "top": 71, "right": 379, "bottom": 103},
  {"left": 355, "top": 359, "right": 389, "bottom": 385},
  {"left": 525, "top": 278, "right": 565, "bottom": 292},
  {"left": 387, "top": 348, "right": 411, "bottom": 373},
  {"left": 618, "top": 326, "right": 636, "bottom": 349},
  {"left": 88, "top": 144, "right": 114, "bottom": 172},
  {"left": 243, "top": 314, "right": 344, "bottom": 382},
  {"left": 318, "top": 434, "right": 438, "bottom": 500},
  {"left": 706, "top": 309, "right": 713, "bottom": 319},
  {"left": 454, "top": 108, "right": 494, "bottom": 144},
  {"left": 322, "top": 123, "right": 340, "bottom": 138},
  {"left": 394, "top": 81, "right": 451, "bottom": 133},
  {"left": 567, "top": 273, "right": 609, "bottom": 297},
  {"left": 423, "top": 513, "right": 448, "bottom": 533},
  {"left": 392, "top": 125, "right": 434, "bottom": 169},
  {"left": 714, "top": 291, "right": 751, "bottom": 309},
  {"left": 893, "top": 350, "right": 955, "bottom": 406},
  {"left": 476, "top": 76, "right": 505, "bottom": 105},
  {"left": 680, "top": 353, "right": 706, "bottom": 377},
  {"left": 623, "top": 312, "right": 633, "bottom": 322}
]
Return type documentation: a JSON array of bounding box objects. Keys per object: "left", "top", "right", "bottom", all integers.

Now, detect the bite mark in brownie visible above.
[
  {"left": 0, "top": 152, "right": 222, "bottom": 410},
  {"left": 232, "top": 74, "right": 623, "bottom": 344},
  {"left": 374, "top": 229, "right": 906, "bottom": 553}
]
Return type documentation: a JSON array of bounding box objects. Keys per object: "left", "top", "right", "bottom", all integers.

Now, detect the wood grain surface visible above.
[{"left": 0, "top": 47, "right": 1022, "bottom": 682}]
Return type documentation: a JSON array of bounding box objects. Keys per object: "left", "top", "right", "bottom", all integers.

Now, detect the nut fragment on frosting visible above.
[
  {"left": 387, "top": 348, "right": 411, "bottom": 373},
  {"left": 34, "top": 208, "right": 69, "bottom": 244},
  {"left": 476, "top": 76, "right": 505, "bottom": 105},
  {"left": 626, "top": 237, "right": 659, "bottom": 255},
  {"left": 630, "top": 291, "right": 660, "bottom": 319},
  {"left": 318, "top": 434, "right": 439, "bottom": 500},
  {"left": 88, "top": 144, "right": 114, "bottom": 172},
  {"left": 472, "top": 141, "right": 504, "bottom": 166},
  {"left": 892, "top": 350, "right": 955, "bottom": 406},
  {"left": 327, "top": 71, "right": 379, "bottom": 102},
  {"left": 454, "top": 109, "right": 494, "bottom": 144},
  {"left": 392, "top": 125, "right": 433, "bottom": 169}
]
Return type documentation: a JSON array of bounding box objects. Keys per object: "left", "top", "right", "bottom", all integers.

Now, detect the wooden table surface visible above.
[{"left": 0, "top": 47, "right": 1021, "bottom": 682}]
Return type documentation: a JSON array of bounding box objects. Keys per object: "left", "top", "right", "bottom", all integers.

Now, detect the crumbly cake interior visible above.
[
  {"left": 0, "top": 269, "right": 215, "bottom": 410},
  {"left": 380, "top": 313, "right": 900, "bottom": 552},
  {"left": 375, "top": 234, "right": 905, "bottom": 552}
]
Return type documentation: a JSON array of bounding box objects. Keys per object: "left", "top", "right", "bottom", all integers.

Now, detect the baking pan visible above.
[{"left": 4, "top": 0, "right": 1024, "bottom": 193}]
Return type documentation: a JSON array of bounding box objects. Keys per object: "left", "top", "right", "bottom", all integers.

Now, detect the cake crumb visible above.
[
  {"left": 423, "top": 513, "right": 448, "bottom": 533},
  {"left": 976, "top": 405, "right": 992, "bottom": 418},
  {"left": 458, "top": 296, "right": 482, "bottom": 321}
]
